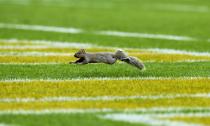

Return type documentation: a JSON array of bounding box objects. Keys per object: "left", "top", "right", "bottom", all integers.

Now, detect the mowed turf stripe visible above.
[
  {"left": 0, "top": 97, "right": 209, "bottom": 110},
  {"left": 1, "top": 39, "right": 210, "bottom": 63},
  {"left": 0, "top": 107, "right": 210, "bottom": 114},
  {"left": 0, "top": 62, "right": 209, "bottom": 79},
  {"left": 0, "top": 93, "right": 210, "bottom": 103},
  {"left": 1, "top": 39, "right": 210, "bottom": 56},
  {"left": 0, "top": 78, "right": 210, "bottom": 98},
  {"left": 0, "top": 53, "right": 210, "bottom": 63},
  {"left": 167, "top": 117, "right": 210, "bottom": 126},
  {"left": 0, "top": 56, "right": 74, "bottom": 63}
]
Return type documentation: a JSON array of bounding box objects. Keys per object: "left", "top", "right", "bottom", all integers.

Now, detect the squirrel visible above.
[{"left": 69, "top": 49, "right": 145, "bottom": 70}]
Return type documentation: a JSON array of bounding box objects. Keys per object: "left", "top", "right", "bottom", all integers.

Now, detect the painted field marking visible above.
[
  {"left": 143, "top": 48, "right": 210, "bottom": 57},
  {"left": 0, "top": 107, "right": 210, "bottom": 114},
  {"left": 0, "top": 39, "right": 93, "bottom": 48},
  {"left": 101, "top": 113, "right": 203, "bottom": 126},
  {"left": 96, "top": 31, "right": 195, "bottom": 41},
  {"left": 0, "top": 60, "right": 208, "bottom": 65},
  {"left": 0, "top": 23, "right": 197, "bottom": 41},
  {"left": 0, "top": 62, "right": 62, "bottom": 65},
  {"left": 0, "top": 124, "right": 14, "bottom": 126},
  {"left": 1, "top": 52, "right": 210, "bottom": 63},
  {"left": 0, "top": 77, "right": 210, "bottom": 82},
  {"left": 0, "top": 0, "right": 114, "bottom": 8},
  {"left": 0, "top": 109, "right": 114, "bottom": 115},
  {"left": 0, "top": 93, "right": 210, "bottom": 103},
  {"left": 0, "top": 23, "right": 82, "bottom": 34},
  {"left": 0, "top": 52, "right": 72, "bottom": 56},
  {"left": 1, "top": 39, "right": 210, "bottom": 57},
  {"left": 123, "top": 107, "right": 210, "bottom": 113}
]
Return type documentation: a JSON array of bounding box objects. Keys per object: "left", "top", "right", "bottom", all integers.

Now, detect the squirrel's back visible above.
[{"left": 85, "top": 53, "right": 115, "bottom": 63}]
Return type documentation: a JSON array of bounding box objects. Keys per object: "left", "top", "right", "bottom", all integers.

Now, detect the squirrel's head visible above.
[{"left": 74, "top": 49, "right": 86, "bottom": 58}]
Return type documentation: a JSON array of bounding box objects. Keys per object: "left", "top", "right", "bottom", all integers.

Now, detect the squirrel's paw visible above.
[{"left": 69, "top": 62, "right": 76, "bottom": 64}]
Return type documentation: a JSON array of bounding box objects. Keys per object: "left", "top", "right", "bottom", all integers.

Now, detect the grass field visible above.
[{"left": 0, "top": 0, "right": 210, "bottom": 126}]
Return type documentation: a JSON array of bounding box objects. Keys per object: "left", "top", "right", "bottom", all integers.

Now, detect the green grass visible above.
[
  {"left": 0, "top": 0, "right": 210, "bottom": 126},
  {"left": 0, "top": 0, "right": 210, "bottom": 37},
  {"left": 0, "top": 0, "right": 210, "bottom": 52},
  {"left": 0, "top": 113, "right": 146, "bottom": 126},
  {"left": 0, "top": 62, "right": 210, "bottom": 80}
]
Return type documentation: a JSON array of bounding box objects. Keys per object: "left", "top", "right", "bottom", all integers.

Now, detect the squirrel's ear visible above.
[{"left": 80, "top": 49, "right": 86, "bottom": 53}]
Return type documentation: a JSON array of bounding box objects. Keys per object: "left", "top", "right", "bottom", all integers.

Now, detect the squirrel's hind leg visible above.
[
  {"left": 121, "top": 57, "right": 130, "bottom": 62},
  {"left": 107, "top": 57, "right": 117, "bottom": 64}
]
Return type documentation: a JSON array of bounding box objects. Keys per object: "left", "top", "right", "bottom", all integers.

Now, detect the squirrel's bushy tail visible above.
[
  {"left": 122, "top": 56, "right": 145, "bottom": 70},
  {"left": 114, "top": 50, "right": 145, "bottom": 70}
]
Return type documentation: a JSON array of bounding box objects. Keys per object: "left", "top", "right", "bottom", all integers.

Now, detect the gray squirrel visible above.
[{"left": 69, "top": 49, "right": 145, "bottom": 70}]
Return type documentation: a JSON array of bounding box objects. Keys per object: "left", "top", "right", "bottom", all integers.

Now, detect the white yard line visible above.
[
  {"left": 0, "top": 23, "right": 197, "bottom": 41},
  {"left": 1, "top": 39, "right": 210, "bottom": 57},
  {"left": 0, "top": 39, "right": 93, "bottom": 48},
  {"left": 144, "top": 48, "right": 210, "bottom": 57},
  {"left": 0, "top": 51, "right": 210, "bottom": 59},
  {"left": 0, "top": 93, "right": 210, "bottom": 103},
  {"left": 0, "top": 52, "right": 72, "bottom": 56},
  {"left": 101, "top": 114, "right": 203, "bottom": 126},
  {"left": 0, "top": 45, "right": 66, "bottom": 49},
  {"left": 0, "top": 109, "right": 113, "bottom": 115},
  {"left": 149, "top": 113, "right": 210, "bottom": 118},
  {"left": 0, "top": 0, "right": 114, "bottom": 8},
  {"left": 0, "top": 45, "right": 90, "bottom": 49},
  {"left": 96, "top": 31, "right": 195, "bottom": 41},
  {"left": 0, "top": 77, "right": 209, "bottom": 82},
  {"left": 0, "top": 107, "right": 210, "bottom": 115},
  {"left": 0, "top": 63, "right": 64, "bottom": 65},
  {"left": 0, "top": 23, "right": 83, "bottom": 34},
  {"left": 0, "top": 124, "right": 15, "bottom": 126},
  {"left": 123, "top": 107, "right": 210, "bottom": 113},
  {"left": 0, "top": 60, "right": 208, "bottom": 64}
]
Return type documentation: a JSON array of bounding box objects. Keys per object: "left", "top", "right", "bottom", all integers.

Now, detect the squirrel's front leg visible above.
[
  {"left": 77, "top": 59, "right": 88, "bottom": 65},
  {"left": 69, "top": 57, "right": 85, "bottom": 64}
]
